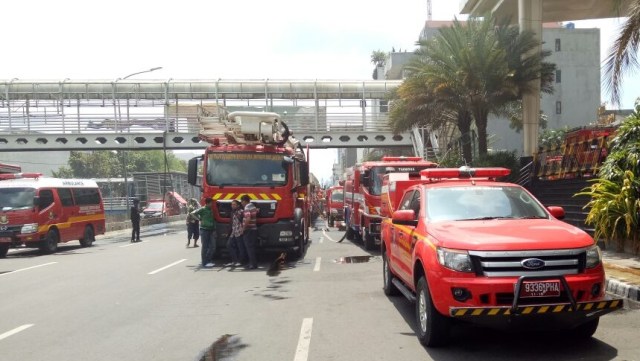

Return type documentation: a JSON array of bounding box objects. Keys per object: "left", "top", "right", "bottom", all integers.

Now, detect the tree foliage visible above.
[
  {"left": 52, "top": 150, "right": 187, "bottom": 179},
  {"left": 389, "top": 15, "right": 555, "bottom": 163}
]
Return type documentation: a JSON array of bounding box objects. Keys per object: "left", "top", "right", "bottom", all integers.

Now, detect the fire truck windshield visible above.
[
  {"left": 0, "top": 187, "right": 36, "bottom": 211},
  {"left": 330, "top": 190, "right": 343, "bottom": 202},
  {"left": 206, "top": 153, "right": 288, "bottom": 186}
]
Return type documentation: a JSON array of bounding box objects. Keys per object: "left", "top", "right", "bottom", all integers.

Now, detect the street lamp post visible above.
[{"left": 116, "top": 67, "right": 163, "bottom": 212}]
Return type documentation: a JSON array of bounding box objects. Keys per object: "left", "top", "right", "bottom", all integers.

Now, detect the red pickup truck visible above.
[{"left": 380, "top": 166, "right": 622, "bottom": 347}]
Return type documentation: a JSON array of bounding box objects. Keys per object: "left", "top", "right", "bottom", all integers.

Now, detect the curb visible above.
[{"left": 605, "top": 277, "right": 640, "bottom": 303}]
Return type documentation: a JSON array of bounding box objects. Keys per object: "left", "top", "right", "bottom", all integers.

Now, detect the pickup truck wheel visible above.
[
  {"left": 570, "top": 318, "right": 599, "bottom": 339},
  {"left": 383, "top": 250, "right": 400, "bottom": 296},
  {"left": 0, "top": 244, "right": 9, "bottom": 258},
  {"left": 79, "top": 226, "right": 95, "bottom": 247},
  {"left": 40, "top": 229, "right": 59, "bottom": 254},
  {"left": 416, "top": 276, "right": 449, "bottom": 347}
]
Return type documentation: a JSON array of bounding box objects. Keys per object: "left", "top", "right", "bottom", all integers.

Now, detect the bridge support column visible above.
[{"left": 519, "top": 0, "right": 542, "bottom": 157}]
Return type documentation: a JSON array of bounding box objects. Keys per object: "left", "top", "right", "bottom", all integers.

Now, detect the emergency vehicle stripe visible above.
[
  {"left": 259, "top": 193, "right": 270, "bottom": 200},
  {"left": 212, "top": 193, "right": 223, "bottom": 200},
  {"left": 223, "top": 193, "right": 236, "bottom": 200},
  {"left": 450, "top": 300, "right": 623, "bottom": 318},
  {"left": 38, "top": 214, "right": 105, "bottom": 232},
  {"left": 272, "top": 194, "right": 282, "bottom": 200},
  {"left": 210, "top": 193, "right": 284, "bottom": 201},
  {"left": 391, "top": 224, "right": 437, "bottom": 251}
]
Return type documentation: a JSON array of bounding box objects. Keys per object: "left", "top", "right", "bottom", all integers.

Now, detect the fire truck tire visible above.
[
  {"left": 363, "top": 228, "right": 376, "bottom": 250},
  {"left": 40, "top": 229, "right": 59, "bottom": 254},
  {"left": 0, "top": 244, "right": 9, "bottom": 258},
  {"left": 80, "top": 226, "right": 95, "bottom": 247},
  {"left": 570, "top": 318, "right": 599, "bottom": 339},
  {"left": 416, "top": 276, "right": 450, "bottom": 347},
  {"left": 382, "top": 249, "right": 400, "bottom": 296},
  {"left": 328, "top": 216, "right": 334, "bottom": 228}
]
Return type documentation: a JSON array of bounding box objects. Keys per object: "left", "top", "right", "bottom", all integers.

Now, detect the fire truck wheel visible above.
[
  {"left": 363, "top": 228, "right": 376, "bottom": 250},
  {"left": 416, "top": 276, "right": 450, "bottom": 347},
  {"left": 570, "top": 318, "right": 599, "bottom": 339},
  {"left": 0, "top": 244, "right": 9, "bottom": 258},
  {"left": 80, "top": 226, "right": 95, "bottom": 247},
  {"left": 328, "top": 216, "right": 334, "bottom": 228},
  {"left": 382, "top": 249, "right": 400, "bottom": 296},
  {"left": 40, "top": 229, "right": 59, "bottom": 254}
]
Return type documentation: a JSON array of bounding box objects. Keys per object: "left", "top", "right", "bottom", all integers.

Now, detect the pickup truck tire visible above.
[
  {"left": 382, "top": 250, "right": 400, "bottom": 296},
  {"left": 0, "top": 244, "right": 9, "bottom": 258},
  {"left": 416, "top": 276, "right": 450, "bottom": 347},
  {"left": 570, "top": 318, "right": 599, "bottom": 339},
  {"left": 40, "top": 229, "right": 59, "bottom": 254},
  {"left": 79, "top": 226, "right": 95, "bottom": 247}
]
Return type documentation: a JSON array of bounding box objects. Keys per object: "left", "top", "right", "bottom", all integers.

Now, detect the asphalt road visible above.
[{"left": 1, "top": 221, "right": 639, "bottom": 361}]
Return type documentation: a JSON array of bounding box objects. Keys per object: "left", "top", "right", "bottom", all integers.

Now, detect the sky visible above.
[{"left": 2, "top": 0, "right": 638, "bottom": 183}]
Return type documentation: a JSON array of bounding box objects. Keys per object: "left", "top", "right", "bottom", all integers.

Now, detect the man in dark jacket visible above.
[
  {"left": 130, "top": 199, "right": 141, "bottom": 243},
  {"left": 240, "top": 195, "right": 258, "bottom": 269},
  {"left": 191, "top": 198, "right": 217, "bottom": 268}
]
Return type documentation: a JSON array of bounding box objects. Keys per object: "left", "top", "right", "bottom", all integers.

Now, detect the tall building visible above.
[{"left": 383, "top": 20, "right": 601, "bottom": 155}]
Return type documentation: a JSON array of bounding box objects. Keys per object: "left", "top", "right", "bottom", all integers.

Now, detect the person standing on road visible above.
[
  {"left": 130, "top": 198, "right": 141, "bottom": 243},
  {"left": 186, "top": 198, "right": 200, "bottom": 248},
  {"left": 226, "top": 199, "right": 246, "bottom": 266},
  {"left": 191, "top": 198, "right": 217, "bottom": 268},
  {"left": 240, "top": 195, "right": 258, "bottom": 270}
]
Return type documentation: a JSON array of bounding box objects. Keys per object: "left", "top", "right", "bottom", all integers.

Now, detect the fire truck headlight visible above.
[
  {"left": 437, "top": 247, "right": 473, "bottom": 273},
  {"left": 21, "top": 223, "right": 38, "bottom": 234},
  {"left": 586, "top": 245, "right": 602, "bottom": 269},
  {"left": 280, "top": 230, "right": 293, "bottom": 237}
]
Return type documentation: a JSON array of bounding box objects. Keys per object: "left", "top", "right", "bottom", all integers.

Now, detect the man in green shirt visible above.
[{"left": 190, "top": 198, "right": 217, "bottom": 267}]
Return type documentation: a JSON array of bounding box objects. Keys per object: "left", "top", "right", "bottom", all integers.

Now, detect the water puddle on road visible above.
[
  {"left": 333, "top": 255, "right": 375, "bottom": 264},
  {"left": 197, "top": 334, "right": 247, "bottom": 361}
]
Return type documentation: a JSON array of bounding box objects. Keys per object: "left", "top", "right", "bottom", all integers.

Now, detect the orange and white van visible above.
[{"left": 0, "top": 173, "right": 106, "bottom": 257}]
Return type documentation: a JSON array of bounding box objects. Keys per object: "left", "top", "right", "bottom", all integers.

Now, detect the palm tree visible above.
[
  {"left": 604, "top": 0, "right": 640, "bottom": 106},
  {"left": 370, "top": 50, "right": 388, "bottom": 66},
  {"left": 389, "top": 15, "right": 555, "bottom": 162}
]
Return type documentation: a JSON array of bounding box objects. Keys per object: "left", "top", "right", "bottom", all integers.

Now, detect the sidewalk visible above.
[{"left": 602, "top": 250, "right": 640, "bottom": 305}]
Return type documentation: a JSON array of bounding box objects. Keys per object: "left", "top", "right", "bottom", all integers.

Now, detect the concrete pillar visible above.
[{"left": 519, "top": 0, "right": 542, "bottom": 156}]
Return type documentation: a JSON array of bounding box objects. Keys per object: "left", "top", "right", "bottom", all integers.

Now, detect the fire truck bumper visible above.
[
  {"left": 257, "top": 221, "right": 298, "bottom": 250},
  {"left": 449, "top": 297, "right": 623, "bottom": 330}
]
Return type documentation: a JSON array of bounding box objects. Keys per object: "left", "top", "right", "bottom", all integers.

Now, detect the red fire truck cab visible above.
[
  {"left": 188, "top": 111, "right": 310, "bottom": 259},
  {"left": 380, "top": 166, "right": 622, "bottom": 347},
  {"left": 326, "top": 185, "right": 344, "bottom": 229},
  {"left": 344, "top": 156, "right": 437, "bottom": 250}
]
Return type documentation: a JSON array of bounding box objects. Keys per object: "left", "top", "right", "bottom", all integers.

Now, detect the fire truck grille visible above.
[{"left": 468, "top": 249, "right": 586, "bottom": 277}]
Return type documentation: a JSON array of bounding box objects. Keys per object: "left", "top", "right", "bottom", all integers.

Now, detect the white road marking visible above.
[
  {"left": 321, "top": 230, "right": 337, "bottom": 243},
  {"left": 318, "top": 237, "right": 323, "bottom": 244},
  {"left": 119, "top": 241, "right": 145, "bottom": 248},
  {"left": 313, "top": 257, "right": 321, "bottom": 272},
  {"left": 0, "top": 262, "right": 57, "bottom": 278},
  {"left": 0, "top": 324, "right": 33, "bottom": 341},
  {"left": 148, "top": 259, "right": 187, "bottom": 275},
  {"left": 293, "top": 318, "right": 313, "bottom": 361}
]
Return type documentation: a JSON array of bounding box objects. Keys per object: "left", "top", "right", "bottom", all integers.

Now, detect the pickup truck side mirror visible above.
[
  {"left": 392, "top": 209, "right": 418, "bottom": 227},
  {"left": 547, "top": 206, "right": 565, "bottom": 220}
]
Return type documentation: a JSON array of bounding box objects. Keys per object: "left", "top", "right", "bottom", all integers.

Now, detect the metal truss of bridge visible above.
[{"left": 0, "top": 79, "right": 418, "bottom": 152}]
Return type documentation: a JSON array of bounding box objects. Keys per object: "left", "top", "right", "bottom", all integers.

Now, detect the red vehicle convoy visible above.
[
  {"left": 344, "top": 156, "right": 437, "bottom": 250},
  {"left": 0, "top": 173, "right": 106, "bottom": 257},
  {"left": 381, "top": 167, "right": 622, "bottom": 347},
  {"left": 325, "top": 185, "right": 344, "bottom": 228},
  {"left": 188, "top": 111, "right": 310, "bottom": 258}
]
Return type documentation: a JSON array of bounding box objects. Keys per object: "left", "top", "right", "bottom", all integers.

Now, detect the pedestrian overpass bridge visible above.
[{"left": 0, "top": 79, "right": 424, "bottom": 153}]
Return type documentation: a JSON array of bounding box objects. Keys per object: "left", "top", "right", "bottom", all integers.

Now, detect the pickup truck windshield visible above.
[
  {"left": 426, "top": 186, "right": 548, "bottom": 222},
  {"left": 0, "top": 187, "right": 35, "bottom": 211},
  {"left": 206, "top": 153, "right": 288, "bottom": 186}
]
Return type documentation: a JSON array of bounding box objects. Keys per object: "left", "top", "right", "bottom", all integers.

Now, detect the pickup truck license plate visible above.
[{"left": 520, "top": 281, "right": 561, "bottom": 298}]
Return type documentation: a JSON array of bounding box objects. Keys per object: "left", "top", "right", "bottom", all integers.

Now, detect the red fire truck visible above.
[
  {"left": 0, "top": 173, "right": 106, "bottom": 257},
  {"left": 187, "top": 111, "right": 310, "bottom": 259},
  {"left": 325, "top": 185, "right": 344, "bottom": 228},
  {"left": 381, "top": 166, "right": 622, "bottom": 346},
  {"left": 343, "top": 156, "right": 437, "bottom": 250}
]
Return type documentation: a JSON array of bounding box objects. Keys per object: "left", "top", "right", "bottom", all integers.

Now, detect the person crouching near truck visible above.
[
  {"left": 186, "top": 198, "right": 200, "bottom": 248},
  {"left": 190, "top": 198, "right": 217, "bottom": 268},
  {"left": 240, "top": 195, "right": 258, "bottom": 270}
]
